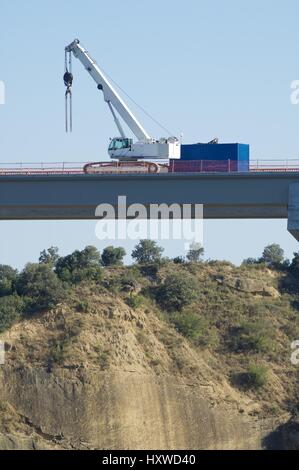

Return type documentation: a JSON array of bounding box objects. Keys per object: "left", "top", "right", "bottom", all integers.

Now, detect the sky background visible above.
[{"left": 0, "top": 0, "right": 299, "bottom": 268}]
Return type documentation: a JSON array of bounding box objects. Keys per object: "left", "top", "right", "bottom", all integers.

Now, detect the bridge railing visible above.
[
  {"left": 1, "top": 159, "right": 299, "bottom": 175},
  {"left": 0, "top": 161, "right": 86, "bottom": 175},
  {"left": 250, "top": 159, "right": 299, "bottom": 171}
]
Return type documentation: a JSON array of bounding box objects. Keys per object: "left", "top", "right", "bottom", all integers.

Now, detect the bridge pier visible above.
[{"left": 288, "top": 183, "right": 299, "bottom": 242}]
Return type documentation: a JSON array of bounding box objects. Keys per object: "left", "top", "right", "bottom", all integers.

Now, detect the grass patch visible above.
[
  {"left": 169, "top": 311, "right": 218, "bottom": 348},
  {"left": 229, "top": 320, "right": 276, "bottom": 354},
  {"left": 125, "top": 294, "right": 143, "bottom": 309}
]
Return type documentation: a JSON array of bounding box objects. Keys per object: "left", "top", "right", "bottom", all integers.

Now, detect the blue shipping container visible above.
[{"left": 180, "top": 143, "right": 249, "bottom": 172}]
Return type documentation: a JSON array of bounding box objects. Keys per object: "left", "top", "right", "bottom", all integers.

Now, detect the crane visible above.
[{"left": 64, "top": 39, "right": 180, "bottom": 171}]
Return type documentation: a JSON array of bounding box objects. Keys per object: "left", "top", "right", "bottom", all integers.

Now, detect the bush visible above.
[
  {"left": 186, "top": 242, "right": 204, "bottom": 263},
  {"left": 125, "top": 294, "right": 143, "bottom": 309},
  {"left": 242, "top": 257, "right": 259, "bottom": 266},
  {"left": 0, "top": 295, "right": 24, "bottom": 332},
  {"left": 139, "top": 263, "right": 160, "bottom": 279},
  {"left": 173, "top": 256, "right": 185, "bottom": 264},
  {"left": 132, "top": 240, "right": 164, "bottom": 264},
  {"left": 55, "top": 246, "right": 102, "bottom": 283},
  {"left": 76, "top": 300, "right": 90, "bottom": 313},
  {"left": 155, "top": 273, "right": 197, "bottom": 311},
  {"left": 101, "top": 246, "right": 126, "bottom": 266},
  {"left": 229, "top": 320, "right": 275, "bottom": 354},
  {"left": 170, "top": 311, "right": 216, "bottom": 347},
  {"left": 17, "top": 263, "right": 65, "bottom": 313},
  {"left": 0, "top": 265, "right": 18, "bottom": 297},
  {"left": 242, "top": 364, "right": 268, "bottom": 389}
]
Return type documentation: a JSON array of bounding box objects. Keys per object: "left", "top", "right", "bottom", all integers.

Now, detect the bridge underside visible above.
[{"left": 0, "top": 172, "right": 299, "bottom": 241}]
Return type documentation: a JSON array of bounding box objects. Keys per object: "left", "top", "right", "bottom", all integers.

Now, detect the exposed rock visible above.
[
  {"left": 0, "top": 366, "right": 273, "bottom": 450},
  {"left": 219, "top": 276, "right": 280, "bottom": 297}
]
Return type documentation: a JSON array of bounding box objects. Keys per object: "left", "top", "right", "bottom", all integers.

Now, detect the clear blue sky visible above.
[{"left": 0, "top": 0, "right": 299, "bottom": 268}]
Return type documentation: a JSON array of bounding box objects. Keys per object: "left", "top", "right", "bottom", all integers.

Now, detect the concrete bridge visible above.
[{"left": 0, "top": 171, "right": 299, "bottom": 241}]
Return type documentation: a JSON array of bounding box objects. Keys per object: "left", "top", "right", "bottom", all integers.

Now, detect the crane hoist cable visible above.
[{"left": 64, "top": 50, "right": 73, "bottom": 132}]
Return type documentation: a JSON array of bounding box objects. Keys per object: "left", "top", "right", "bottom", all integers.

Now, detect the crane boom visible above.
[
  {"left": 64, "top": 39, "right": 180, "bottom": 161},
  {"left": 65, "top": 39, "right": 151, "bottom": 142}
]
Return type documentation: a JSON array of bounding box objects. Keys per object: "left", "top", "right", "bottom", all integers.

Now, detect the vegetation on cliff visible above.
[{"left": 0, "top": 240, "right": 299, "bottom": 430}]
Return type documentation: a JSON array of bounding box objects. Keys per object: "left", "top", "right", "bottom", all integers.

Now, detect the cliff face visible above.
[
  {"left": 0, "top": 263, "right": 298, "bottom": 449},
  {"left": 0, "top": 367, "right": 273, "bottom": 450}
]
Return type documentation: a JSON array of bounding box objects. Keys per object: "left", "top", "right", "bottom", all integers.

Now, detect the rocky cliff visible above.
[{"left": 0, "top": 262, "right": 298, "bottom": 449}]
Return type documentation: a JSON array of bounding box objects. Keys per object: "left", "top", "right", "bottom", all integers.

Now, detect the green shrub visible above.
[
  {"left": 55, "top": 246, "right": 102, "bottom": 283},
  {"left": 242, "top": 258, "right": 259, "bottom": 266},
  {"left": 0, "top": 295, "right": 24, "bottom": 332},
  {"left": 139, "top": 263, "right": 160, "bottom": 279},
  {"left": 155, "top": 273, "right": 197, "bottom": 311},
  {"left": 242, "top": 364, "right": 268, "bottom": 389},
  {"left": 76, "top": 300, "right": 90, "bottom": 313},
  {"left": 101, "top": 246, "right": 126, "bottom": 266},
  {"left": 0, "top": 265, "right": 18, "bottom": 297},
  {"left": 229, "top": 320, "right": 275, "bottom": 354},
  {"left": 173, "top": 256, "right": 185, "bottom": 264},
  {"left": 125, "top": 294, "right": 143, "bottom": 309},
  {"left": 170, "top": 311, "right": 217, "bottom": 347},
  {"left": 17, "top": 263, "right": 65, "bottom": 313}
]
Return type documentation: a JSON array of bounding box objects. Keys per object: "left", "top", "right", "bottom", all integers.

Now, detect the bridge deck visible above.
[{"left": 0, "top": 171, "right": 299, "bottom": 220}]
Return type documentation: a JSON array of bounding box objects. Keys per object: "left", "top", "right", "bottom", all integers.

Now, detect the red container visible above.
[{"left": 168, "top": 160, "right": 238, "bottom": 173}]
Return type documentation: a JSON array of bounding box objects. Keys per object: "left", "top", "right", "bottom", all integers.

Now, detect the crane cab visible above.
[
  {"left": 108, "top": 137, "right": 134, "bottom": 159},
  {"left": 108, "top": 137, "right": 181, "bottom": 160}
]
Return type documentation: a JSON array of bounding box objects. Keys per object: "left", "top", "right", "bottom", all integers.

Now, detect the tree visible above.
[
  {"left": 260, "top": 243, "right": 284, "bottom": 266},
  {"left": 39, "top": 247, "right": 59, "bottom": 267},
  {"left": 173, "top": 256, "right": 185, "bottom": 264},
  {"left": 186, "top": 242, "right": 204, "bottom": 263},
  {"left": 132, "top": 240, "right": 164, "bottom": 264},
  {"left": 0, "top": 295, "right": 24, "bottom": 332},
  {"left": 16, "top": 263, "right": 64, "bottom": 312},
  {"left": 155, "top": 272, "right": 198, "bottom": 311},
  {"left": 55, "top": 246, "right": 102, "bottom": 283},
  {"left": 101, "top": 246, "right": 126, "bottom": 266},
  {"left": 0, "top": 265, "right": 18, "bottom": 297},
  {"left": 242, "top": 257, "right": 258, "bottom": 266}
]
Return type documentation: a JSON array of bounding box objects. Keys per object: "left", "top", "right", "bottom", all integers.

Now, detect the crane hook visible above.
[{"left": 64, "top": 50, "right": 73, "bottom": 132}]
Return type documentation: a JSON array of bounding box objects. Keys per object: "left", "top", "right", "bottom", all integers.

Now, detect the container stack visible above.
[{"left": 170, "top": 143, "right": 249, "bottom": 173}]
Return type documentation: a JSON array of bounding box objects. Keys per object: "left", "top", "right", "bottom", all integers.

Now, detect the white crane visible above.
[{"left": 64, "top": 39, "right": 180, "bottom": 164}]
